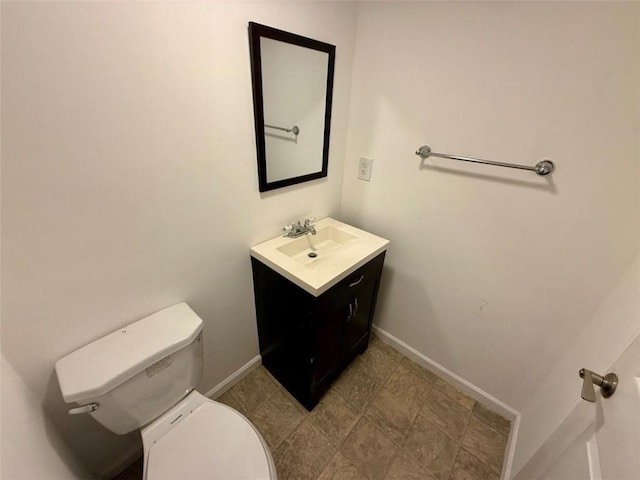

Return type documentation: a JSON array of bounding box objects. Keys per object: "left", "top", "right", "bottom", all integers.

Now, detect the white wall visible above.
[
  {"left": 341, "top": 0, "right": 639, "bottom": 437},
  {"left": 1, "top": 2, "right": 357, "bottom": 475},
  {"left": 1, "top": 354, "right": 91, "bottom": 479}
]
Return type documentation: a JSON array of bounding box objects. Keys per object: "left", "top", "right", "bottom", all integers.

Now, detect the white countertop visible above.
[{"left": 250, "top": 217, "right": 390, "bottom": 296}]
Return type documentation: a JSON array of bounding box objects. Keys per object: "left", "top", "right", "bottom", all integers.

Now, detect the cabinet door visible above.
[
  {"left": 310, "top": 299, "right": 347, "bottom": 389},
  {"left": 344, "top": 284, "right": 376, "bottom": 358},
  {"left": 342, "top": 254, "right": 385, "bottom": 359}
]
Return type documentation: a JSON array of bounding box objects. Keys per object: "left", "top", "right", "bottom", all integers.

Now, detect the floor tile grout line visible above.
[
  {"left": 358, "top": 413, "right": 403, "bottom": 479},
  {"left": 364, "top": 387, "right": 440, "bottom": 478},
  {"left": 331, "top": 383, "right": 369, "bottom": 448},
  {"left": 457, "top": 444, "right": 503, "bottom": 479},
  {"left": 245, "top": 383, "right": 274, "bottom": 415},
  {"left": 312, "top": 408, "right": 362, "bottom": 452},
  {"left": 310, "top": 427, "right": 340, "bottom": 480},
  {"left": 229, "top": 366, "right": 281, "bottom": 417},
  {"left": 229, "top": 352, "right": 509, "bottom": 480},
  {"left": 309, "top": 389, "right": 370, "bottom": 480},
  {"left": 313, "top": 449, "right": 370, "bottom": 480},
  {"left": 458, "top": 414, "right": 507, "bottom": 477},
  {"left": 432, "top": 381, "right": 476, "bottom": 412},
  {"left": 337, "top": 351, "right": 461, "bottom": 479},
  {"left": 396, "top": 410, "right": 462, "bottom": 478},
  {"left": 472, "top": 402, "right": 513, "bottom": 423},
  {"left": 327, "top": 354, "right": 404, "bottom": 480},
  {"left": 413, "top": 406, "right": 470, "bottom": 445},
  {"left": 369, "top": 387, "right": 424, "bottom": 451},
  {"left": 275, "top": 415, "right": 338, "bottom": 480},
  {"left": 470, "top": 409, "right": 511, "bottom": 438},
  {"left": 445, "top": 405, "right": 474, "bottom": 480}
]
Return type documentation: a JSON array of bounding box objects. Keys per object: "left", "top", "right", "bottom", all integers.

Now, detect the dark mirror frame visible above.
[{"left": 248, "top": 22, "right": 336, "bottom": 192}]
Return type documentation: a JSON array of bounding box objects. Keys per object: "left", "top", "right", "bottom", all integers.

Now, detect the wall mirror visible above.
[{"left": 248, "top": 22, "right": 336, "bottom": 192}]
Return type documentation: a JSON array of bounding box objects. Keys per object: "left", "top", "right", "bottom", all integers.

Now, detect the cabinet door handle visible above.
[
  {"left": 346, "top": 299, "right": 359, "bottom": 323},
  {"left": 349, "top": 275, "right": 365, "bottom": 287}
]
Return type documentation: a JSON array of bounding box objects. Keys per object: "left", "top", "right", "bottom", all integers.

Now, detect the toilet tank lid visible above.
[{"left": 55, "top": 303, "right": 203, "bottom": 404}]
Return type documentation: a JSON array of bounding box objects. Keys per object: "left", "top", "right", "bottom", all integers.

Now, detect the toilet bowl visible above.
[
  {"left": 142, "top": 391, "right": 275, "bottom": 479},
  {"left": 55, "top": 303, "right": 277, "bottom": 479}
]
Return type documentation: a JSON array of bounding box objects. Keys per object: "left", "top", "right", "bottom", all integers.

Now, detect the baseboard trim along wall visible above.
[
  {"left": 372, "top": 324, "right": 521, "bottom": 480},
  {"left": 204, "top": 354, "right": 262, "bottom": 400}
]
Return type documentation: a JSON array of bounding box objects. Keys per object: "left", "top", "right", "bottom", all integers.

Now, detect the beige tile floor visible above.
[{"left": 114, "top": 336, "right": 511, "bottom": 480}]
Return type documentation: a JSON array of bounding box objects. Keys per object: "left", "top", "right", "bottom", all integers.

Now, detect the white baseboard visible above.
[
  {"left": 204, "top": 354, "right": 262, "bottom": 400},
  {"left": 372, "top": 325, "right": 521, "bottom": 480},
  {"left": 504, "top": 411, "right": 521, "bottom": 480}
]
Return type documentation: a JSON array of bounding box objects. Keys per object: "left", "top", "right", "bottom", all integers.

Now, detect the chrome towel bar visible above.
[
  {"left": 265, "top": 124, "right": 300, "bottom": 136},
  {"left": 415, "top": 144, "right": 555, "bottom": 176}
]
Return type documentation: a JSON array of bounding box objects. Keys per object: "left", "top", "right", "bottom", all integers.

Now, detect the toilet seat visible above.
[{"left": 143, "top": 394, "right": 276, "bottom": 480}]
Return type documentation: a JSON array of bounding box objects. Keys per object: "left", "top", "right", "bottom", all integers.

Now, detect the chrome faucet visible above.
[{"left": 283, "top": 218, "right": 317, "bottom": 238}]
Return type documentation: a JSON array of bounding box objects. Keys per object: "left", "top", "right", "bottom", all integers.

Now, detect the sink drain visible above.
[{"left": 308, "top": 252, "right": 318, "bottom": 258}]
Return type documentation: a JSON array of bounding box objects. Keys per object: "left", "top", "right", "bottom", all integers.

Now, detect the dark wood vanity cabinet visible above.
[{"left": 251, "top": 252, "right": 385, "bottom": 410}]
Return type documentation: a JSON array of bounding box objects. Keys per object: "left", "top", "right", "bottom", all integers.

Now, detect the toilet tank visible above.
[{"left": 55, "top": 303, "right": 204, "bottom": 435}]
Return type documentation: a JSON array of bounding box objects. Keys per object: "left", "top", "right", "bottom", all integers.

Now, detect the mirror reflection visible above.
[{"left": 249, "top": 23, "right": 336, "bottom": 192}]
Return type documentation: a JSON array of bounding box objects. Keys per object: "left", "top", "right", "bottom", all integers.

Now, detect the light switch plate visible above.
[{"left": 358, "top": 157, "right": 373, "bottom": 181}]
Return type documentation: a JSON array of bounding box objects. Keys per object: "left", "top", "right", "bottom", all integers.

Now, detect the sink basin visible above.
[
  {"left": 250, "top": 217, "right": 389, "bottom": 296},
  {"left": 276, "top": 226, "right": 359, "bottom": 265}
]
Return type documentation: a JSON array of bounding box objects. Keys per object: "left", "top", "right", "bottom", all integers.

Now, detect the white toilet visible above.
[{"left": 55, "top": 303, "right": 277, "bottom": 479}]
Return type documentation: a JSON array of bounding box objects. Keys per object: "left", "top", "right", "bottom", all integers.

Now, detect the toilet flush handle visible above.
[{"left": 68, "top": 402, "right": 99, "bottom": 415}]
